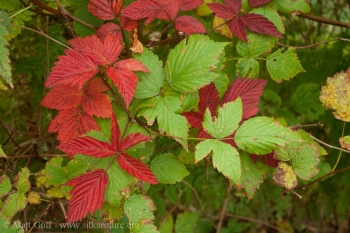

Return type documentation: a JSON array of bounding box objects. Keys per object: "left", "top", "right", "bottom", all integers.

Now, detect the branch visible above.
[
  {"left": 216, "top": 183, "right": 233, "bottom": 233},
  {"left": 307, "top": 133, "right": 350, "bottom": 154},
  {"left": 28, "top": 0, "right": 62, "bottom": 17},
  {"left": 296, "top": 13, "right": 350, "bottom": 28},
  {"left": 225, "top": 213, "right": 290, "bottom": 233},
  {"left": 277, "top": 38, "right": 350, "bottom": 50}
]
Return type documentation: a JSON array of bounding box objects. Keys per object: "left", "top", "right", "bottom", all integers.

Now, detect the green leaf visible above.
[
  {"left": 203, "top": 98, "right": 242, "bottom": 139},
  {"left": 139, "top": 96, "right": 189, "bottom": 148},
  {"left": 236, "top": 58, "right": 259, "bottom": 78},
  {"left": 124, "top": 195, "right": 155, "bottom": 223},
  {"left": 166, "top": 35, "right": 228, "bottom": 93},
  {"left": 45, "top": 157, "right": 68, "bottom": 185},
  {"left": 66, "top": 160, "right": 89, "bottom": 180},
  {"left": 237, "top": 33, "right": 276, "bottom": 58},
  {"left": 178, "top": 149, "right": 195, "bottom": 164},
  {"left": 175, "top": 212, "right": 198, "bottom": 233},
  {"left": 195, "top": 139, "right": 241, "bottom": 184},
  {"left": 150, "top": 153, "right": 189, "bottom": 184},
  {"left": 0, "top": 214, "right": 24, "bottom": 233},
  {"left": 134, "top": 48, "right": 165, "bottom": 99},
  {"left": 236, "top": 153, "right": 269, "bottom": 200},
  {"left": 0, "top": 12, "right": 11, "bottom": 88},
  {"left": 0, "top": 176, "right": 11, "bottom": 197},
  {"left": 296, "top": 129, "right": 327, "bottom": 155},
  {"left": 0, "top": 145, "right": 6, "bottom": 158},
  {"left": 235, "top": 116, "right": 300, "bottom": 155},
  {"left": 273, "top": 162, "right": 298, "bottom": 189},
  {"left": 73, "top": 5, "right": 103, "bottom": 37},
  {"left": 132, "top": 223, "right": 159, "bottom": 233},
  {"left": 269, "top": 0, "right": 311, "bottom": 14},
  {"left": 160, "top": 216, "right": 174, "bottom": 233},
  {"left": 1, "top": 193, "right": 27, "bottom": 221},
  {"left": 16, "top": 168, "right": 29, "bottom": 194},
  {"left": 6, "top": 6, "right": 34, "bottom": 40},
  {"left": 291, "top": 83, "right": 324, "bottom": 120},
  {"left": 250, "top": 6, "right": 285, "bottom": 34},
  {"left": 266, "top": 48, "right": 304, "bottom": 82}
]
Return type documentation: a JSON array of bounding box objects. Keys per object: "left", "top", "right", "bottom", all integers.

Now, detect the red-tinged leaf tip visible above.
[
  {"left": 65, "top": 169, "right": 108, "bottom": 222},
  {"left": 96, "top": 22, "right": 122, "bottom": 42},
  {"left": 179, "top": 0, "right": 203, "bottom": 11},
  {"left": 121, "top": 133, "right": 151, "bottom": 151},
  {"left": 199, "top": 83, "right": 219, "bottom": 115},
  {"left": 118, "top": 153, "right": 158, "bottom": 184},
  {"left": 58, "top": 137, "right": 115, "bottom": 158},
  {"left": 228, "top": 18, "right": 247, "bottom": 42},
  {"left": 182, "top": 112, "right": 203, "bottom": 128},
  {"left": 207, "top": 3, "right": 236, "bottom": 19},
  {"left": 221, "top": 78, "right": 267, "bottom": 119},
  {"left": 41, "top": 85, "right": 83, "bottom": 110},
  {"left": 248, "top": 0, "right": 273, "bottom": 8},
  {"left": 82, "top": 79, "right": 113, "bottom": 118},
  {"left": 115, "top": 59, "right": 149, "bottom": 72},
  {"left": 88, "top": 0, "right": 122, "bottom": 20},
  {"left": 48, "top": 109, "right": 100, "bottom": 143},
  {"left": 45, "top": 50, "right": 98, "bottom": 88},
  {"left": 106, "top": 66, "right": 138, "bottom": 107},
  {"left": 175, "top": 16, "right": 206, "bottom": 35},
  {"left": 241, "top": 13, "right": 283, "bottom": 38},
  {"left": 120, "top": 16, "right": 139, "bottom": 31},
  {"left": 69, "top": 35, "right": 121, "bottom": 66},
  {"left": 110, "top": 113, "right": 121, "bottom": 150},
  {"left": 121, "top": 0, "right": 163, "bottom": 25}
]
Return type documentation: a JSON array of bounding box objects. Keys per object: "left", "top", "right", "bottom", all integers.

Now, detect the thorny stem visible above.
[{"left": 332, "top": 122, "right": 346, "bottom": 171}]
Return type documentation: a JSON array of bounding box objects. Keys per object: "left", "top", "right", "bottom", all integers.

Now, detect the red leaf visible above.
[
  {"left": 221, "top": 78, "right": 267, "bottom": 119},
  {"left": 48, "top": 109, "right": 100, "bottom": 143},
  {"left": 179, "top": 0, "right": 203, "bottom": 11},
  {"left": 175, "top": 16, "right": 206, "bottom": 35},
  {"left": 88, "top": 0, "right": 122, "bottom": 20},
  {"left": 249, "top": 0, "right": 273, "bottom": 8},
  {"left": 225, "top": 0, "right": 241, "bottom": 14},
  {"left": 82, "top": 79, "right": 113, "bottom": 117},
  {"left": 114, "top": 59, "right": 149, "bottom": 72},
  {"left": 58, "top": 137, "right": 115, "bottom": 158},
  {"left": 65, "top": 169, "right": 108, "bottom": 222},
  {"left": 118, "top": 153, "right": 158, "bottom": 184},
  {"left": 106, "top": 64, "right": 140, "bottom": 107},
  {"left": 207, "top": 3, "right": 235, "bottom": 19},
  {"left": 96, "top": 22, "right": 122, "bottom": 43},
  {"left": 110, "top": 114, "right": 121, "bottom": 151},
  {"left": 120, "top": 16, "right": 139, "bottom": 31},
  {"left": 198, "top": 128, "right": 212, "bottom": 139},
  {"left": 241, "top": 13, "right": 283, "bottom": 38},
  {"left": 183, "top": 112, "right": 203, "bottom": 128},
  {"left": 41, "top": 85, "right": 83, "bottom": 110},
  {"left": 228, "top": 18, "right": 247, "bottom": 42},
  {"left": 199, "top": 83, "right": 219, "bottom": 115},
  {"left": 121, "top": 133, "right": 151, "bottom": 151},
  {"left": 121, "top": 0, "right": 164, "bottom": 25},
  {"left": 156, "top": 1, "right": 181, "bottom": 21},
  {"left": 45, "top": 50, "right": 98, "bottom": 88},
  {"left": 69, "top": 35, "right": 121, "bottom": 65},
  {"left": 251, "top": 152, "right": 279, "bottom": 167}
]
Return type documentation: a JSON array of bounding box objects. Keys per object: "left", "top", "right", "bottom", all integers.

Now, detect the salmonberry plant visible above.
[{"left": 1, "top": 0, "right": 350, "bottom": 232}]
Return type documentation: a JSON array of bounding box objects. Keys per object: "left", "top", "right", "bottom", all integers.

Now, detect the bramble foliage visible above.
[{"left": 1, "top": 0, "right": 350, "bottom": 232}]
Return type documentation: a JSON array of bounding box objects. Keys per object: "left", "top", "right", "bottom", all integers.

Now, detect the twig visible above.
[
  {"left": 307, "top": 134, "right": 350, "bottom": 154},
  {"left": 58, "top": 199, "right": 67, "bottom": 218},
  {"left": 216, "top": 183, "right": 233, "bottom": 233},
  {"left": 277, "top": 38, "right": 350, "bottom": 50},
  {"left": 225, "top": 213, "right": 290, "bottom": 233},
  {"left": 0, "top": 120, "right": 24, "bottom": 151},
  {"left": 296, "top": 13, "right": 350, "bottom": 28},
  {"left": 11, "top": 24, "right": 71, "bottom": 49},
  {"left": 29, "top": 0, "right": 62, "bottom": 16},
  {"left": 28, "top": 203, "right": 54, "bottom": 233},
  {"left": 159, "top": 190, "right": 183, "bottom": 229},
  {"left": 181, "top": 180, "right": 205, "bottom": 212},
  {"left": 289, "top": 123, "right": 323, "bottom": 129},
  {"left": 55, "top": 0, "right": 77, "bottom": 37}
]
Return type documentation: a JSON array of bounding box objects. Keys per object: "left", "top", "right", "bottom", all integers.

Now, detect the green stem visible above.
[
  {"left": 332, "top": 121, "right": 346, "bottom": 171},
  {"left": 10, "top": 4, "right": 33, "bottom": 18}
]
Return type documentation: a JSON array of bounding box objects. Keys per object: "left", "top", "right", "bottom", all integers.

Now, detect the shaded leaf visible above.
[{"left": 175, "top": 212, "right": 199, "bottom": 233}]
